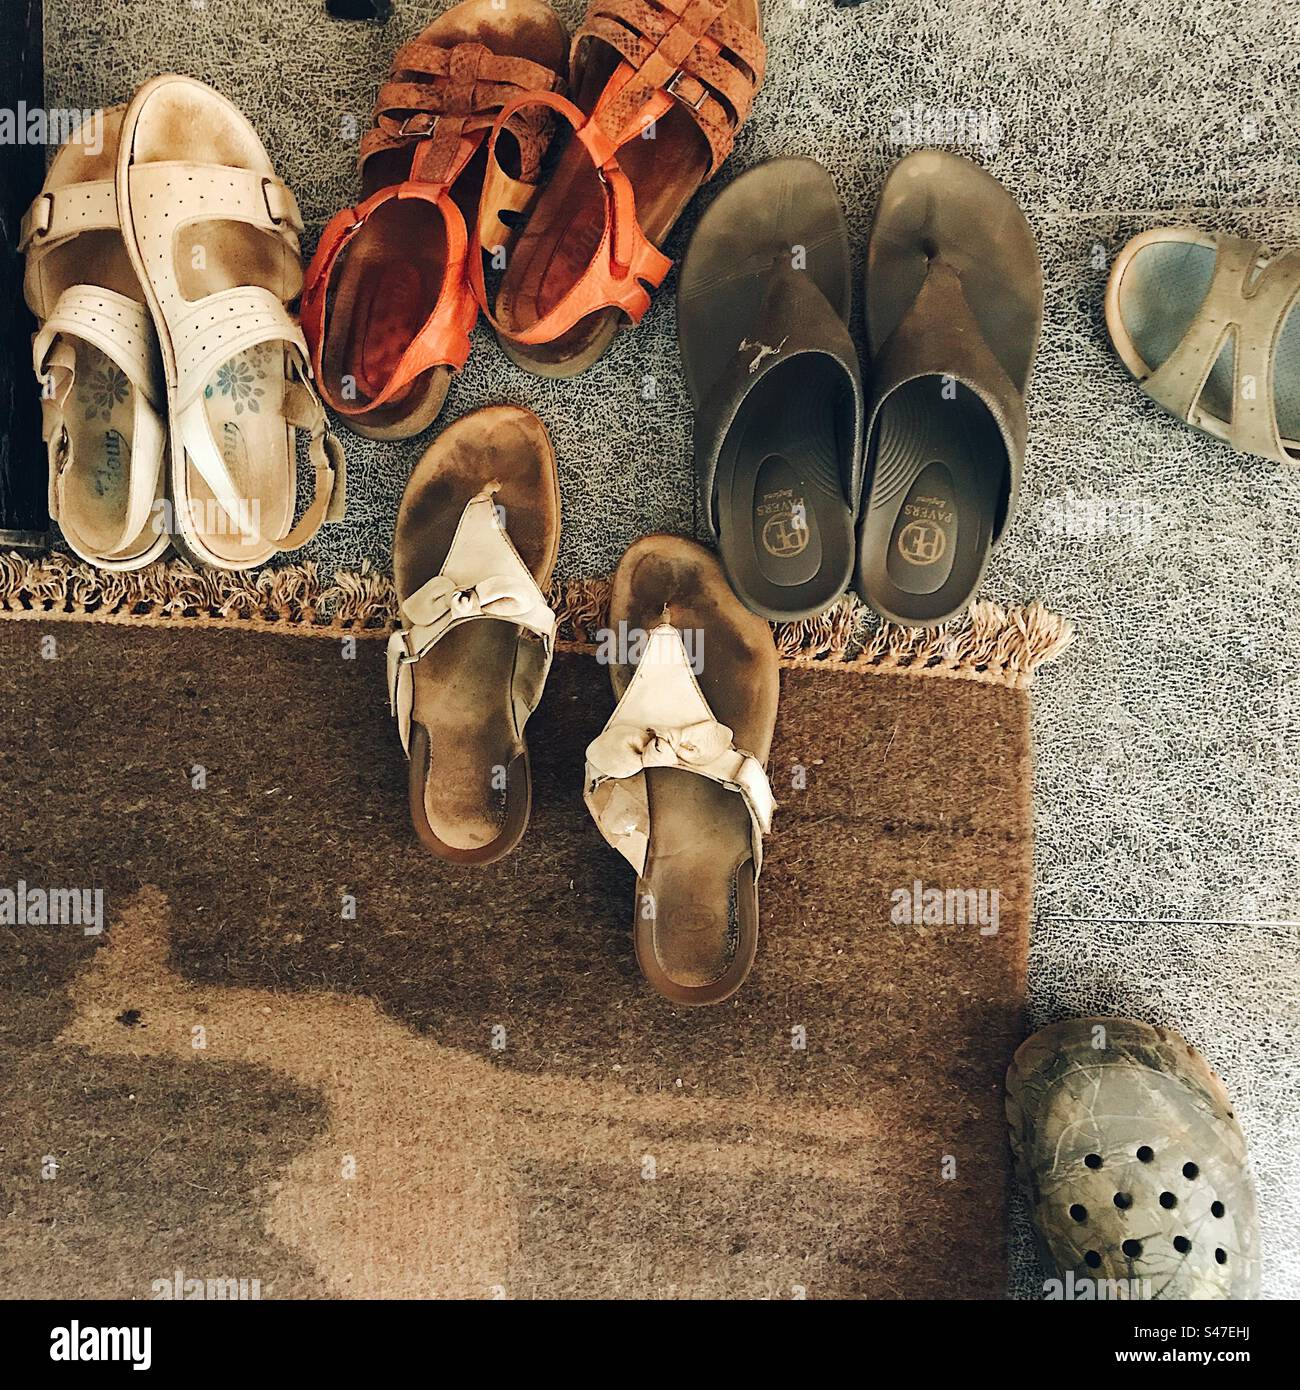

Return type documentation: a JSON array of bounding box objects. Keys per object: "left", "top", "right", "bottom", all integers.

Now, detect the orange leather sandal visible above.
[
  {"left": 301, "top": 0, "right": 568, "bottom": 438},
  {"left": 469, "top": 0, "right": 765, "bottom": 377}
]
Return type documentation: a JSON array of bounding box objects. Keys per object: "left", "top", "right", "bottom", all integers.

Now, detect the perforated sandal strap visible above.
[
  {"left": 170, "top": 285, "right": 304, "bottom": 411},
  {"left": 33, "top": 285, "right": 161, "bottom": 412},
  {"left": 1140, "top": 235, "right": 1300, "bottom": 463},
  {"left": 20, "top": 180, "right": 118, "bottom": 256},
  {"left": 583, "top": 623, "right": 773, "bottom": 877},
  {"left": 32, "top": 287, "right": 167, "bottom": 555},
  {"left": 469, "top": 89, "right": 672, "bottom": 345},
  {"left": 125, "top": 162, "right": 303, "bottom": 346}
]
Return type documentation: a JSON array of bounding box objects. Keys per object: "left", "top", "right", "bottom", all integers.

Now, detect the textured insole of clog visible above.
[
  {"left": 862, "top": 379, "right": 1005, "bottom": 624},
  {"left": 716, "top": 355, "right": 853, "bottom": 614},
  {"left": 1119, "top": 240, "right": 1300, "bottom": 442}
]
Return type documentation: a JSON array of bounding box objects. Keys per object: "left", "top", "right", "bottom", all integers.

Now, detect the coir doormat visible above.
[{"left": 0, "top": 597, "right": 1067, "bottom": 1299}]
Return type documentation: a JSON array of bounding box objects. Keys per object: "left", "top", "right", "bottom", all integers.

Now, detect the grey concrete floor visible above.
[{"left": 42, "top": 0, "right": 1300, "bottom": 1297}]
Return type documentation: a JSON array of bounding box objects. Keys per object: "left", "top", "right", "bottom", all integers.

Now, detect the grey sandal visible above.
[
  {"left": 678, "top": 157, "right": 863, "bottom": 621},
  {"left": 857, "top": 150, "right": 1041, "bottom": 627},
  {"left": 1106, "top": 227, "right": 1300, "bottom": 465},
  {"left": 1007, "top": 1017, "right": 1260, "bottom": 1300}
]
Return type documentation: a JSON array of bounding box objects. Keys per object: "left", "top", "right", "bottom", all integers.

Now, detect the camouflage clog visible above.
[{"left": 1007, "top": 1017, "right": 1260, "bottom": 1300}]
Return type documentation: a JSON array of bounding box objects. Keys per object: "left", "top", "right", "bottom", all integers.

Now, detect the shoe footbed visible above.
[
  {"left": 394, "top": 405, "right": 559, "bottom": 855},
  {"left": 126, "top": 77, "right": 301, "bottom": 566},
  {"left": 607, "top": 535, "right": 777, "bottom": 999}
]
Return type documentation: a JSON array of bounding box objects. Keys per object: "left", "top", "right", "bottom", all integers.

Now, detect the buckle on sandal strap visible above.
[
  {"left": 398, "top": 112, "right": 439, "bottom": 137},
  {"left": 665, "top": 69, "right": 706, "bottom": 112},
  {"left": 261, "top": 178, "right": 304, "bottom": 231}
]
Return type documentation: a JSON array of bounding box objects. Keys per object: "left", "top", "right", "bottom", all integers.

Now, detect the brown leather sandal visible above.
[
  {"left": 388, "top": 405, "right": 560, "bottom": 864},
  {"left": 470, "top": 0, "right": 765, "bottom": 378},
  {"left": 585, "top": 535, "right": 778, "bottom": 1004},
  {"left": 302, "top": 0, "right": 568, "bottom": 439}
]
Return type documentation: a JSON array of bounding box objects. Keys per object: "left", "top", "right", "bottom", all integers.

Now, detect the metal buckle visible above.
[
  {"left": 664, "top": 70, "right": 706, "bottom": 112},
  {"left": 260, "top": 177, "right": 283, "bottom": 225},
  {"left": 398, "top": 112, "right": 439, "bottom": 138}
]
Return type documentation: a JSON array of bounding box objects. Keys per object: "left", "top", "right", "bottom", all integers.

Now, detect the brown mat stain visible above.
[{"left": 0, "top": 623, "right": 1034, "bottom": 1299}]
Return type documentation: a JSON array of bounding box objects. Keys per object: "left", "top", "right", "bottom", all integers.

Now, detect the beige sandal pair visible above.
[
  {"left": 22, "top": 76, "right": 344, "bottom": 571},
  {"left": 387, "top": 404, "right": 778, "bottom": 1005}
]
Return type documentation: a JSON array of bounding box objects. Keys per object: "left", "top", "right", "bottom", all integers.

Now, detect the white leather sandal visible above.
[
  {"left": 388, "top": 405, "right": 560, "bottom": 864},
  {"left": 21, "top": 106, "right": 169, "bottom": 571},
  {"left": 116, "top": 74, "right": 344, "bottom": 570},
  {"left": 585, "top": 535, "right": 778, "bottom": 1005}
]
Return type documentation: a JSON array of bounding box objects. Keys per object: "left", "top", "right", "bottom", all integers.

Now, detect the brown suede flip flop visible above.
[
  {"left": 585, "top": 535, "right": 778, "bottom": 1004},
  {"left": 388, "top": 404, "right": 560, "bottom": 863}
]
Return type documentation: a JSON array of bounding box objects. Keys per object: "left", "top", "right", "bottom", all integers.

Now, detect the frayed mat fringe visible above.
[{"left": 0, "top": 551, "right": 1072, "bottom": 688}]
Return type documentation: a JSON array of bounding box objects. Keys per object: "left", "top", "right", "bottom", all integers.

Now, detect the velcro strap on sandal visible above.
[
  {"left": 584, "top": 623, "right": 773, "bottom": 877},
  {"left": 31, "top": 291, "right": 168, "bottom": 556},
  {"left": 19, "top": 180, "right": 118, "bottom": 254},
  {"left": 172, "top": 285, "right": 306, "bottom": 412},
  {"left": 32, "top": 285, "right": 162, "bottom": 413}
]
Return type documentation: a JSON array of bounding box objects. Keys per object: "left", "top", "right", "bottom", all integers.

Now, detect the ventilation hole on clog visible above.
[
  {"left": 1136, "top": 1145, "right": 1154, "bottom": 1162},
  {"left": 1183, "top": 1161, "right": 1199, "bottom": 1179},
  {"left": 1069, "top": 1204, "right": 1088, "bottom": 1223},
  {"left": 1159, "top": 1191, "right": 1177, "bottom": 1209},
  {"left": 1121, "top": 1239, "right": 1142, "bottom": 1258},
  {"left": 1215, "top": 1247, "right": 1227, "bottom": 1265},
  {"left": 1084, "top": 1250, "right": 1101, "bottom": 1268},
  {"left": 1113, "top": 1192, "right": 1133, "bottom": 1210},
  {"left": 1211, "top": 1201, "right": 1225, "bottom": 1219},
  {"left": 1083, "top": 1153, "right": 1103, "bottom": 1169},
  {"left": 1174, "top": 1235, "right": 1192, "bottom": 1254}
]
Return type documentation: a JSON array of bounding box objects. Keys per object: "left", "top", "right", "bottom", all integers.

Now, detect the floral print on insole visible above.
[
  {"left": 204, "top": 340, "right": 276, "bottom": 415},
  {"left": 195, "top": 343, "right": 290, "bottom": 541},
  {"left": 69, "top": 343, "right": 133, "bottom": 528}
]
